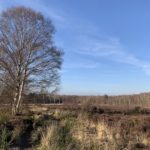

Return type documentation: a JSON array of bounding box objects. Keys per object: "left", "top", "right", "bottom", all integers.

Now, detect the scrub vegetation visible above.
[{"left": 0, "top": 99, "right": 150, "bottom": 149}]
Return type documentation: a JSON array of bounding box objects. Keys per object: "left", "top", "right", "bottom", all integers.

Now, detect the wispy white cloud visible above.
[
  {"left": 63, "top": 62, "right": 99, "bottom": 69},
  {"left": 77, "top": 36, "right": 122, "bottom": 56},
  {"left": 76, "top": 35, "right": 150, "bottom": 75},
  {"left": 7, "top": 0, "right": 66, "bottom": 23},
  {"left": 32, "top": 2, "right": 66, "bottom": 23}
]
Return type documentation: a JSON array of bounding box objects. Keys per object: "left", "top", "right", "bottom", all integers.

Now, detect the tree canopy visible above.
[{"left": 0, "top": 7, "right": 63, "bottom": 114}]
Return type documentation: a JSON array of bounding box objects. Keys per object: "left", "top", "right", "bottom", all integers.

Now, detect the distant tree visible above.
[
  {"left": 104, "top": 94, "right": 109, "bottom": 100},
  {"left": 0, "top": 7, "right": 63, "bottom": 115}
]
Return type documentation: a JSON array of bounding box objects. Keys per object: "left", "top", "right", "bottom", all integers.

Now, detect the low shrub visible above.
[
  {"left": 88, "top": 106, "right": 104, "bottom": 115},
  {"left": 0, "top": 109, "right": 11, "bottom": 124},
  {"left": 0, "top": 128, "right": 13, "bottom": 149}
]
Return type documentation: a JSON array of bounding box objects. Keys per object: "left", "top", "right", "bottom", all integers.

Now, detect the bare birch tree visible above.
[{"left": 0, "top": 7, "right": 63, "bottom": 115}]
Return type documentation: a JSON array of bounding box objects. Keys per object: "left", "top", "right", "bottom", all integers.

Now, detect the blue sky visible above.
[{"left": 1, "top": 0, "right": 150, "bottom": 95}]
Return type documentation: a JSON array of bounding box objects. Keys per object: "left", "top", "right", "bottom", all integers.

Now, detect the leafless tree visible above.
[{"left": 0, "top": 7, "right": 63, "bottom": 115}]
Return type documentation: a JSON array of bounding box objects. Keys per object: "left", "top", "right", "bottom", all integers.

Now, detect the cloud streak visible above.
[
  {"left": 63, "top": 62, "right": 99, "bottom": 69},
  {"left": 9, "top": 0, "right": 66, "bottom": 24},
  {"left": 76, "top": 35, "right": 150, "bottom": 75}
]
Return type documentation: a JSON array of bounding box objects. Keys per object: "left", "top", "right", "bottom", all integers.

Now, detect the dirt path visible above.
[
  {"left": 19, "top": 119, "right": 33, "bottom": 150},
  {"left": 9, "top": 118, "right": 34, "bottom": 150}
]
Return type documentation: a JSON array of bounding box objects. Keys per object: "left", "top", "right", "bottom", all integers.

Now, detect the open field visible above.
[{"left": 0, "top": 100, "right": 150, "bottom": 150}]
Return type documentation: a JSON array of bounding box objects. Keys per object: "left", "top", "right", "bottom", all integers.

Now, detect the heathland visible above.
[{"left": 0, "top": 94, "right": 150, "bottom": 150}]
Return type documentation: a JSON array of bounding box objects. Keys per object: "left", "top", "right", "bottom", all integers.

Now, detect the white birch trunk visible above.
[
  {"left": 15, "top": 81, "right": 24, "bottom": 114},
  {"left": 12, "top": 91, "right": 18, "bottom": 115}
]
